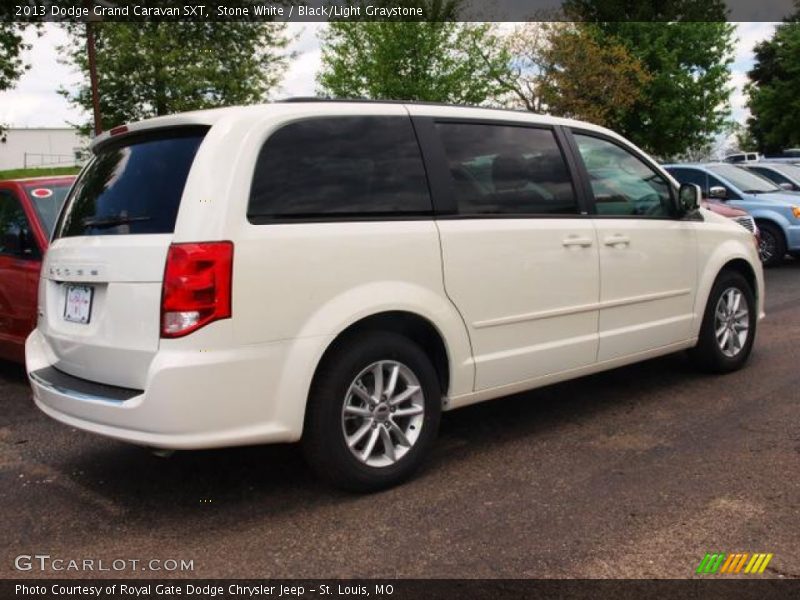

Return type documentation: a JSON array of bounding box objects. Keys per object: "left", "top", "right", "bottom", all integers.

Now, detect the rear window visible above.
[
  {"left": 55, "top": 128, "right": 207, "bottom": 238},
  {"left": 24, "top": 183, "right": 72, "bottom": 237},
  {"left": 247, "top": 116, "right": 431, "bottom": 221}
]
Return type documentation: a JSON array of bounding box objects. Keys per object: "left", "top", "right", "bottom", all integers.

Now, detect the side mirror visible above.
[
  {"left": 709, "top": 186, "right": 727, "bottom": 200},
  {"left": 677, "top": 183, "right": 701, "bottom": 215},
  {"left": 779, "top": 182, "right": 794, "bottom": 191}
]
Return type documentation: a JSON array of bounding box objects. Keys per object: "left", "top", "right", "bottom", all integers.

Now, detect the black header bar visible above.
[
  {"left": 2, "top": 1, "right": 797, "bottom": 23},
  {"left": 3, "top": 579, "right": 800, "bottom": 600}
]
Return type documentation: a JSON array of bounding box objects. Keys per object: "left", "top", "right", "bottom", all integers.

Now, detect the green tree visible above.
[
  {"left": 0, "top": 1, "right": 42, "bottom": 94},
  {"left": 0, "top": 23, "right": 30, "bottom": 93},
  {"left": 317, "top": 1, "right": 512, "bottom": 104},
  {"left": 60, "top": 21, "right": 292, "bottom": 134},
  {"left": 745, "top": 17, "right": 800, "bottom": 154},
  {"left": 565, "top": 1, "right": 735, "bottom": 158},
  {"left": 0, "top": 4, "right": 40, "bottom": 137},
  {"left": 499, "top": 23, "right": 650, "bottom": 129}
]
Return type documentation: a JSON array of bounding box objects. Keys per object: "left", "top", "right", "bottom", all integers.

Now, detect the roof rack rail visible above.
[
  {"left": 280, "top": 96, "right": 337, "bottom": 103},
  {"left": 276, "top": 96, "right": 533, "bottom": 114}
]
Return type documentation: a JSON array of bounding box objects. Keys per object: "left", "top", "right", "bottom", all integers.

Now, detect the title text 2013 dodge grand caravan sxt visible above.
[{"left": 26, "top": 101, "right": 764, "bottom": 491}]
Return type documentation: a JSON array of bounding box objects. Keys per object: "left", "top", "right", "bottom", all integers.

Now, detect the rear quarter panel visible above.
[{"left": 171, "top": 107, "right": 475, "bottom": 403}]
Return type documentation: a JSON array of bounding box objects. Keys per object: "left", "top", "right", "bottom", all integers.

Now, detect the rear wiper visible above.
[{"left": 82, "top": 215, "right": 151, "bottom": 229}]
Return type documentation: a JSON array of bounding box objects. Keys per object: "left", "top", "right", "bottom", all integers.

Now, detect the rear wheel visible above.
[
  {"left": 757, "top": 221, "right": 786, "bottom": 267},
  {"left": 302, "top": 332, "right": 442, "bottom": 492},
  {"left": 689, "top": 270, "right": 756, "bottom": 373}
]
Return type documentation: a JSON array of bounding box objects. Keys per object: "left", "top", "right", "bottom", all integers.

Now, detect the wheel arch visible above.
[
  {"left": 312, "top": 311, "right": 452, "bottom": 400},
  {"left": 750, "top": 208, "right": 789, "bottom": 226},
  {"left": 693, "top": 242, "right": 763, "bottom": 338},
  {"left": 752, "top": 214, "right": 789, "bottom": 241},
  {"left": 719, "top": 258, "right": 759, "bottom": 301},
  {"left": 688, "top": 257, "right": 760, "bottom": 373}
]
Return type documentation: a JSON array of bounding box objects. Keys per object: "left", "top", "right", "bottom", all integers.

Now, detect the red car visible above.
[
  {"left": 702, "top": 198, "right": 760, "bottom": 242},
  {"left": 0, "top": 176, "right": 75, "bottom": 363}
]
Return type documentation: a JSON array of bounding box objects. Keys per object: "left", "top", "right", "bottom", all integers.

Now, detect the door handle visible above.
[
  {"left": 562, "top": 236, "right": 594, "bottom": 248},
  {"left": 603, "top": 234, "right": 631, "bottom": 247}
]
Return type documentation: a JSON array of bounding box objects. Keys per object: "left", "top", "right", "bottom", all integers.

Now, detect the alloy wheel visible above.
[
  {"left": 341, "top": 360, "right": 425, "bottom": 468},
  {"left": 714, "top": 287, "right": 750, "bottom": 358},
  {"left": 758, "top": 230, "right": 776, "bottom": 264}
]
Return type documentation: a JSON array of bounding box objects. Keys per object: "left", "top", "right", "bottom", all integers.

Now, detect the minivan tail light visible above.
[{"left": 161, "top": 242, "right": 233, "bottom": 338}]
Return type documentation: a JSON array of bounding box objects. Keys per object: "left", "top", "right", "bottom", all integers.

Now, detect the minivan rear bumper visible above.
[
  {"left": 26, "top": 328, "right": 320, "bottom": 449},
  {"left": 30, "top": 366, "right": 142, "bottom": 402}
]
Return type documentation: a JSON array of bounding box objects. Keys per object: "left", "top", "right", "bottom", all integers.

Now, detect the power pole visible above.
[{"left": 84, "top": 0, "right": 102, "bottom": 135}]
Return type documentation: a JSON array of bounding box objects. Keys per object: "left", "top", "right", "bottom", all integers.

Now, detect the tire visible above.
[
  {"left": 689, "top": 270, "right": 756, "bottom": 373},
  {"left": 302, "top": 331, "right": 442, "bottom": 492},
  {"left": 757, "top": 221, "right": 786, "bottom": 267}
]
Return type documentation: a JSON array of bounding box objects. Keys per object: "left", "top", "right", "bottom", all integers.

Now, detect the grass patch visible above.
[{"left": 0, "top": 166, "right": 81, "bottom": 180}]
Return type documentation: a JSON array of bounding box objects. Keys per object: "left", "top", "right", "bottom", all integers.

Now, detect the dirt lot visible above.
[{"left": 1, "top": 262, "right": 798, "bottom": 579}]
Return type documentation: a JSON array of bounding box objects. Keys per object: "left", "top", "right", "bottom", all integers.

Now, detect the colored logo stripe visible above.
[
  {"left": 697, "top": 553, "right": 773, "bottom": 575},
  {"left": 697, "top": 553, "right": 726, "bottom": 574},
  {"left": 719, "top": 553, "right": 749, "bottom": 573},
  {"left": 745, "top": 553, "right": 773, "bottom": 574}
]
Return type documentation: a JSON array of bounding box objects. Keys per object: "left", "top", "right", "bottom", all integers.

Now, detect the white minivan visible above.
[{"left": 27, "top": 101, "right": 764, "bottom": 491}]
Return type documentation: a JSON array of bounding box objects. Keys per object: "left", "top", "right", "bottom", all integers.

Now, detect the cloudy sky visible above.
[{"left": 0, "top": 22, "right": 777, "bottom": 129}]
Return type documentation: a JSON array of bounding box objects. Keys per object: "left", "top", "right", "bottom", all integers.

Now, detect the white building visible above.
[{"left": 0, "top": 127, "right": 88, "bottom": 171}]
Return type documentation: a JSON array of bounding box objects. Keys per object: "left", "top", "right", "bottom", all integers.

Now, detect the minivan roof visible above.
[{"left": 90, "top": 100, "right": 621, "bottom": 151}]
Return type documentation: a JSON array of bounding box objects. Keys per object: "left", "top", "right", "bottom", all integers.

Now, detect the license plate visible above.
[{"left": 64, "top": 285, "right": 94, "bottom": 324}]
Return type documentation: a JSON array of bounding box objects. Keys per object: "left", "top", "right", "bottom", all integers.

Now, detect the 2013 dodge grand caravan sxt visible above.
[{"left": 27, "top": 101, "right": 764, "bottom": 491}]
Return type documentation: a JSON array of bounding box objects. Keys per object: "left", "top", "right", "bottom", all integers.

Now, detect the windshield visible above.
[
  {"left": 55, "top": 127, "right": 207, "bottom": 239},
  {"left": 765, "top": 164, "right": 800, "bottom": 180},
  {"left": 24, "top": 183, "right": 72, "bottom": 236},
  {"left": 707, "top": 164, "right": 781, "bottom": 193}
]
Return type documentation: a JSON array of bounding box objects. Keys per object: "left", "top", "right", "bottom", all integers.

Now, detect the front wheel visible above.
[
  {"left": 757, "top": 221, "right": 786, "bottom": 267},
  {"left": 689, "top": 270, "right": 756, "bottom": 373},
  {"left": 302, "top": 332, "right": 442, "bottom": 492}
]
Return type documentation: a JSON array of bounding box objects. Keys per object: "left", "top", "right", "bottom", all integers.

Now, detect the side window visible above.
[
  {"left": 573, "top": 133, "right": 673, "bottom": 217},
  {"left": 668, "top": 168, "right": 710, "bottom": 195},
  {"left": 668, "top": 169, "right": 741, "bottom": 201},
  {"left": 248, "top": 117, "right": 431, "bottom": 221},
  {"left": 0, "top": 191, "right": 39, "bottom": 259},
  {"left": 435, "top": 123, "right": 579, "bottom": 216}
]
